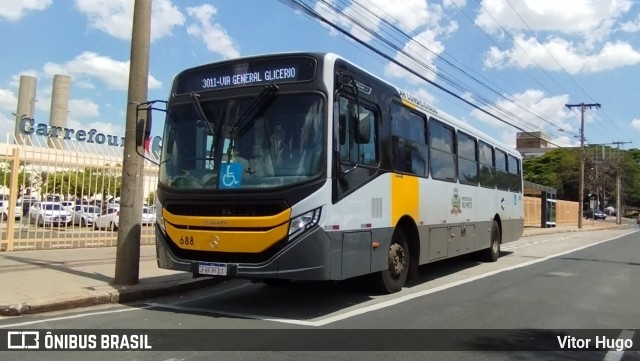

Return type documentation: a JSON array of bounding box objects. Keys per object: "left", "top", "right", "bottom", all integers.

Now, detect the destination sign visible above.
[{"left": 176, "top": 56, "right": 317, "bottom": 94}]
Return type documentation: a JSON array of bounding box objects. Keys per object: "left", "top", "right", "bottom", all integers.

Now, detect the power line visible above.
[
  {"left": 492, "top": 0, "right": 627, "bottom": 142},
  {"left": 278, "top": 0, "right": 576, "bottom": 148},
  {"left": 341, "top": 0, "right": 575, "bottom": 140}
]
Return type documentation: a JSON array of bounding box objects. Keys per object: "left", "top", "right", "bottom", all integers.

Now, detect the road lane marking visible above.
[
  {"left": 1, "top": 230, "right": 635, "bottom": 329},
  {"left": 603, "top": 329, "right": 635, "bottom": 361},
  {"left": 149, "top": 230, "right": 637, "bottom": 327},
  {"left": 145, "top": 302, "right": 319, "bottom": 326},
  {"left": 0, "top": 306, "right": 150, "bottom": 329},
  {"left": 502, "top": 234, "right": 582, "bottom": 250}
]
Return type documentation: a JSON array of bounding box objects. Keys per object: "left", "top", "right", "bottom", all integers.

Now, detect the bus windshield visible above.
[{"left": 159, "top": 93, "right": 324, "bottom": 190}]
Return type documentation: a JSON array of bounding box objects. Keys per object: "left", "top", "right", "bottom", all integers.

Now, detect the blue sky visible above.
[{"left": 1, "top": 0, "right": 640, "bottom": 150}]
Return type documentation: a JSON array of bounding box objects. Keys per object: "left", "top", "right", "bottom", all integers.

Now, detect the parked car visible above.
[
  {"left": 28, "top": 201, "right": 72, "bottom": 227},
  {"left": 61, "top": 201, "right": 75, "bottom": 213},
  {"left": 72, "top": 204, "right": 101, "bottom": 226},
  {"left": 585, "top": 208, "right": 606, "bottom": 220},
  {"left": 0, "top": 199, "right": 22, "bottom": 221},
  {"left": 94, "top": 206, "right": 156, "bottom": 230},
  {"left": 94, "top": 207, "right": 120, "bottom": 231},
  {"left": 141, "top": 206, "right": 156, "bottom": 225},
  {"left": 19, "top": 196, "right": 39, "bottom": 216}
]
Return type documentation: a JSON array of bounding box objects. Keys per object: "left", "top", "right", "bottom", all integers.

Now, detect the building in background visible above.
[
  {"left": 14, "top": 75, "right": 37, "bottom": 146},
  {"left": 47, "top": 74, "right": 71, "bottom": 150},
  {"left": 516, "top": 131, "right": 558, "bottom": 159}
]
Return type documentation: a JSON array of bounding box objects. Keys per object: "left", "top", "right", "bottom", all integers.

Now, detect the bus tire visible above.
[
  {"left": 479, "top": 220, "right": 500, "bottom": 262},
  {"left": 373, "top": 227, "right": 409, "bottom": 294}
]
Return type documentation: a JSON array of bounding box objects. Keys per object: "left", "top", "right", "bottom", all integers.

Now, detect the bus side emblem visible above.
[{"left": 210, "top": 235, "right": 221, "bottom": 249}]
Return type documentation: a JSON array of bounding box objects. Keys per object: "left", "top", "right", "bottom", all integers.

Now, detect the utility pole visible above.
[
  {"left": 565, "top": 102, "right": 601, "bottom": 229},
  {"left": 611, "top": 141, "right": 632, "bottom": 225},
  {"left": 114, "top": 0, "right": 152, "bottom": 285}
]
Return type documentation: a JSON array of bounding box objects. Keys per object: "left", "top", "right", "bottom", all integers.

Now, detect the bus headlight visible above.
[
  {"left": 288, "top": 207, "right": 321, "bottom": 240},
  {"left": 156, "top": 199, "right": 165, "bottom": 233}
]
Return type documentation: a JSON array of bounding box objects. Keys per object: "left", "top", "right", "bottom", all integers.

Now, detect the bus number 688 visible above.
[{"left": 180, "top": 236, "right": 194, "bottom": 246}]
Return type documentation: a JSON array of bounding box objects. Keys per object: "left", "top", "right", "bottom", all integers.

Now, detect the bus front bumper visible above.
[{"left": 154, "top": 224, "right": 335, "bottom": 281}]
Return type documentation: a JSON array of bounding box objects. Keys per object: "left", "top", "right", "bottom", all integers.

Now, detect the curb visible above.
[
  {"left": 0, "top": 277, "right": 223, "bottom": 316},
  {"left": 523, "top": 224, "right": 628, "bottom": 237}
]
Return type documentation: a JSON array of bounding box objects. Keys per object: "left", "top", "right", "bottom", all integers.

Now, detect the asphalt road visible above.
[{"left": 1, "top": 228, "right": 639, "bottom": 360}]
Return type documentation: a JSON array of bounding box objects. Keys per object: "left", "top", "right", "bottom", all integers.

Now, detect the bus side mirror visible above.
[{"left": 136, "top": 105, "right": 152, "bottom": 148}]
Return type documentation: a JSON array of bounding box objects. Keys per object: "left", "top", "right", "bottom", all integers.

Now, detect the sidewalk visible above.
[
  {"left": 0, "top": 219, "right": 630, "bottom": 317},
  {"left": 0, "top": 245, "right": 222, "bottom": 316}
]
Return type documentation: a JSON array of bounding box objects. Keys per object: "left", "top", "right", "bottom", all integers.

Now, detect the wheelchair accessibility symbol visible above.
[{"left": 219, "top": 163, "right": 243, "bottom": 189}]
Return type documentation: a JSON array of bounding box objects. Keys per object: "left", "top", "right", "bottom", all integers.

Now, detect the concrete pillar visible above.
[
  {"left": 48, "top": 75, "right": 71, "bottom": 149},
  {"left": 14, "top": 75, "right": 37, "bottom": 145}
]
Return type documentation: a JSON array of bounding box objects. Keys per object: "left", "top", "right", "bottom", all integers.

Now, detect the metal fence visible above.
[{"left": 0, "top": 138, "right": 158, "bottom": 251}]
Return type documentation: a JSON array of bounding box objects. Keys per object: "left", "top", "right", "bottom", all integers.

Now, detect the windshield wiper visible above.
[
  {"left": 229, "top": 83, "right": 278, "bottom": 136},
  {"left": 190, "top": 92, "right": 216, "bottom": 136}
]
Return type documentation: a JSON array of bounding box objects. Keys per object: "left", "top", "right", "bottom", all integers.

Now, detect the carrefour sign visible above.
[{"left": 18, "top": 117, "right": 162, "bottom": 155}]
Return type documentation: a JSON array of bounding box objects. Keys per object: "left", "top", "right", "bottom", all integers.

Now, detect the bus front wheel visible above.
[{"left": 373, "top": 228, "right": 409, "bottom": 294}]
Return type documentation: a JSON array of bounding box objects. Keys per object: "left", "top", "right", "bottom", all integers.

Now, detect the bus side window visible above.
[
  {"left": 495, "top": 149, "right": 509, "bottom": 191},
  {"left": 429, "top": 118, "right": 456, "bottom": 182},
  {"left": 337, "top": 96, "right": 377, "bottom": 166},
  {"left": 478, "top": 141, "right": 496, "bottom": 188},
  {"left": 390, "top": 102, "right": 428, "bottom": 177}
]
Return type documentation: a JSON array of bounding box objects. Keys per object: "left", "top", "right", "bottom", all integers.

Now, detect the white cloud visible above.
[
  {"left": 82, "top": 120, "right": 124, "bottom": 137},
  {"left": 475, "top": 0, "right": 632, "bottom": 40},
  {"left": 0, "top": 88, "right": 20, "bottom": 143},
  {"left": 0, "top": 0, "right": 51, "bottom": 21},
  {"left": 620, "top": 14, "right": 640, "bottom": 33},
  {"left": 413, "top": 88, "right": 437, "bottom": 104},
  {"left": 311, "top": 0, "right": 433, "bottom": 43},
  {"left": 0, "top": 88, "right": 18, "bottom": 112},
  {"left": 483, "top": 34, "right": 640, "bottom": 73},
  {"left": 74, "top": 0, "right": 185, "bottom": 42},
  {"left": 475, "top": 0, "right": 638, "bottom": 73},
  {"left": 470, "top": 89, "right": 574, "bottom": 137},
  {"left": 631, "top": 118, "right": 640, "bottom": 132},
  {"left": 443, "top": 0, "right": 467, "bottom": 8},
  {"left": 384, "top": 29, "right": 444, "bottom": 83},
  {"left": 69, "top": 98, "right": 100, "bottom": 119},
  {"left": 186, "top": 4, "right": 240, "bottom": 59},
  {"left": 42, "top": 51, "right": 162, "bottom": 91}
]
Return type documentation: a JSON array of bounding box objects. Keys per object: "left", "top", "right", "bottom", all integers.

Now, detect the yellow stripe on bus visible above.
[
  {"left": 162, "top": 208, "right": 291, "bottom": 228},
  {"left": 165, "top": 221, "right": 290, "bottom": 253},
  {"left": 391, "top": 173, "right": 419, "bottom": 226},
  {"left": 401, "top": 99, "right": 418, "bottom": 110}
]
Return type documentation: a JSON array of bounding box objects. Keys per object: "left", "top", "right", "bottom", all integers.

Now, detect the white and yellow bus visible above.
[{"left": 138, "top": 52, "right": 524, "bottom": 293}]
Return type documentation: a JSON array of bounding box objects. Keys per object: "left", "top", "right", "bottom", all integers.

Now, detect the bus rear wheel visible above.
[
  {"left": 478, "top": 220, "right": 500, "bottom": 262},
  {"left": 373, "top": 228, "right": 409, "bottom": 294}
]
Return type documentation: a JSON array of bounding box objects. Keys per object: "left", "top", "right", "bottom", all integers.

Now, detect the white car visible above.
[
  {"left": 28, "top": 201, "right": 72, "bottom": 227},
  {"left": 94, "top": 207, "right": 120, "bottom": 231},
  {"left": 141, "top": 206, "right": 156, "bottom": 225},
  {"left": 61, "top": 201, "right": 75, "bottom": 213},
  {"left": 72, "top": 204, "right": 101, "bottom": 226},
  {"left": 0, "top": 199, "right": 22, "bottom": 221}
]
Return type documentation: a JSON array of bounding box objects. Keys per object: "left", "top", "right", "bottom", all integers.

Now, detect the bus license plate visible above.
[{"left": 197, "top": 262, "right": 227, "bottom": 276}]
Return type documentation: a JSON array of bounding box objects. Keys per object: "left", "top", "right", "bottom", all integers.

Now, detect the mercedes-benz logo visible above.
[{"left": 210, "top": 235, "right": 221, "bottom": 249}]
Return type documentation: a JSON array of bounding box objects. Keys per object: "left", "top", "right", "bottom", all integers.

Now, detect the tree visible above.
[
  {"left": 524, "top": 146, "right": 640, "bottom": 209},
  {"left": 0, "top": 161, "right": 34, "bottom": 198},
  {"left": 523, "top": 148, "right": 580, "bottom": 200}
]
